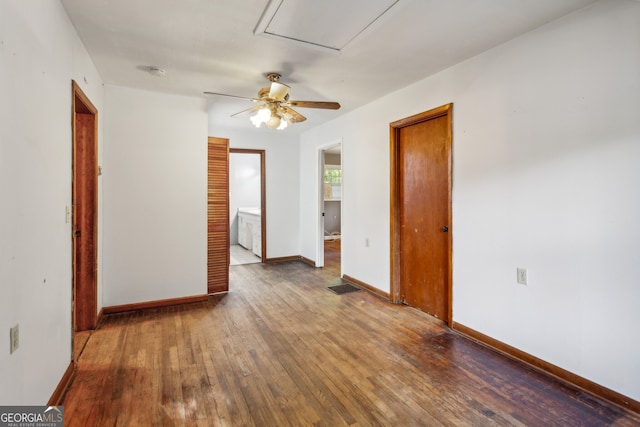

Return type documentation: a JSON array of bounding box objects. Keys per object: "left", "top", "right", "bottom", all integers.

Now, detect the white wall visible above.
[
  {"left": 300, "top": 0, "right": 640, "bottom": 401},
  {"left": 0, "top": 1, "right": 103, "bottom": 404},
  {"left": 103, "top": 86, "right": 208, "bottom": 306},
  {"left": 208, "top": 126, "right": 300, "bottom": 259},
  {"left": 229, "top": 152, "right": 261, "bottom": 245},
  {"left": 301, "top": 115, "right": 390, "bottom": 283}
]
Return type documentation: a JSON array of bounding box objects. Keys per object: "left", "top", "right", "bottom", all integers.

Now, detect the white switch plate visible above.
[
  {"left": 10, "top": 324, "right": 19, "bottom": 354},
  {"left": 517, "top": 268, "right": 528, "bottom": 285}
]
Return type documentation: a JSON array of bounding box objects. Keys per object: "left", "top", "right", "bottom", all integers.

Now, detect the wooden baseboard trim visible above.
[
  {"left": 208, "top": 285, "right": 228, "bottom": 295},
  {"left": 96, "top": 307, "right": 104, "bottom": 326},
  {"left": 342, "top": 274, "right": 391, "bottom": 301},
  {"left": 103, "top": 294, "right": 209, "bottom": 315},
  {"left": 48, "top": 362, "right": 74, "bottom": 406},
  {"left": 266, "top": 255, "right": 305, "bottom": 264},
  {"left": 452, "top": 322, "right": 639, "bottom": 414}
]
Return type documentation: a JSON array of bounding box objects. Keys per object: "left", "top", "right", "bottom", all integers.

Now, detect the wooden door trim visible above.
[
  {"left": 230, "top": 148, "right": 267, "bottom": 262},
  {"left": 390, "top": 103, "right": 453, "bottom": 326},
  {"left": 72, "top": 80, "right": 97, "bottom": 115},
  {"left": 71, "top": 80, "right": 98, "bottom": 332}
]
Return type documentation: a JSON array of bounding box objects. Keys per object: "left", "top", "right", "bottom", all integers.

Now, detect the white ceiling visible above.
[
  {"left": 60, "top": 0, "right": 598, "bottom": 134},
  {"left": 254, "top": 0, "right": 400, "bottom": 52}
]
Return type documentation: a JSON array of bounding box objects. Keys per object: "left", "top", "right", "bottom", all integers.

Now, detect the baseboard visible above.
[
  {"left": 298, "top": 256, "right": 316, "bottom": 267},
  {"left": 452, "top": 322, "right": 640, "bottom": 414},
  {"left": 266, "top": 255, "right": 305, "bottom": 264},
  {"left": 208, "top": 284, "right": 228, "bottom": 295},
  {"left": 103, "top": 294, "right": 209, "bottom": 315},
  {"left": 342, "top": 274, "right": 391, "bottom": 301},
  {"left": 96, "top": 307, "right": 104, "bottom": 326},
  {"left": 48, "top": 362, "right": 74, "bottom": 406}
]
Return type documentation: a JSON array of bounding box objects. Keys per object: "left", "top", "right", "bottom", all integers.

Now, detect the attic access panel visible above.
[{"left": 255, "top": 0, "right": 399, "bottom": 53}]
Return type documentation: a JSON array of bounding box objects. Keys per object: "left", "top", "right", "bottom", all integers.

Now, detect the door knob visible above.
[
  {"left": 74, "top": 230, "right": 81, "bottom": 238},
  {"left": 441, "top": 226, "right": 449, "bottom": 232}
]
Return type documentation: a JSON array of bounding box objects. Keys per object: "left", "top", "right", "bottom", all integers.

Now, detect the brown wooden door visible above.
[
  {"left": 390, "top": 104, "right": 452, "bottom": 323},
  {"left": 208, "top": 137, "right": 230, "bottom": 294},
  {"left": 72, "top": 81, "right": 98, "bottom": 331}
]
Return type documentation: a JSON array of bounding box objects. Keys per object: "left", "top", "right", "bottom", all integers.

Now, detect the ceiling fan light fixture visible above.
[
  {"left": 257, "top": 107, "right": 271, "bottom": 121},
  {"left": 266, "top": 115, "right": 282, "bottom": 129},
  {"left": 276, "top": 119, "right": 288, "bottom": 130},
  {"left": 250, "top": 107, "right": 271, "bottom": 127},
  {"left": 250, "top": 106, "right": 291, "bottom": 130},
  {"left": 280, "top": 110, "right": 293, "bottom": 122},
  {"left": 269, "top": 82, "right": 290, "bottom": 101},
  {"left": 250, "top": 115, "right": 263, "bottom": 128}
]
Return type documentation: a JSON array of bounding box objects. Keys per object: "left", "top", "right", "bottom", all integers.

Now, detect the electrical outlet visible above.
[
  {"left": 10, "top": 324, "right": 19, "bottom": 354},
  {"left": 517, "top": 268, "right": 528, "bottom": 285}
]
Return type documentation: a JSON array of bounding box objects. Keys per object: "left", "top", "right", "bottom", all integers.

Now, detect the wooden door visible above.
[
  {"left": 390, "top": 104, "right": 452, "bottom": 324},
  {"left": 208, "top": 137, "right": 230, "bottom": 294},
  {"left": 72, "top": 81, "right": 98, "bottom": 331}
]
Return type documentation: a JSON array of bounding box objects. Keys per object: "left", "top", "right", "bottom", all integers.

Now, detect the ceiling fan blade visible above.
[
  {"left": 269, "top": 82, "right": 290, "bottom": 101},
  {"left": 286, "top": 100, "right": 341, "bottom": 110},
  {"left": 204, "top": 92, "right": 261, "bottom": 102},
  {"left": 280, "top": 106, "right": 306, "bottom": 123},
  {"left": 231, "top": 104, "right": 265, "bottom": 118}
]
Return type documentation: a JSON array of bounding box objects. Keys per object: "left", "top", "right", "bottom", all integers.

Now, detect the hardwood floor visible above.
[
  {"left": 323, "top": 239, "right": 340, "bottom": 276},
  {"left": 62, "top": 244, "right": 639, "bottom": 426},
  {"left": 73, "top": 329, "right": 92, "bottom": 361}
]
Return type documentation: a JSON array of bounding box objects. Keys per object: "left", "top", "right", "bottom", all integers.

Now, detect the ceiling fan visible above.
[{"left": 204, "top": 73, "right": 340, "bottom": 130}]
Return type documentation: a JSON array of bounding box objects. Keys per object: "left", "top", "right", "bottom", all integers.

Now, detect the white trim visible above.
[{"left": 317, "top": 139, "right": 343, "bottom": 269}]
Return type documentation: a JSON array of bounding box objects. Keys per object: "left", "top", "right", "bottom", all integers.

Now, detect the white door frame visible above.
[{"left": 316, "top": 139, "right": 342, "bottom": 268}]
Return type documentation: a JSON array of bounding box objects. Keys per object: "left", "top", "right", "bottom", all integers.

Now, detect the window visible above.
[
  {"left": 324, "top": 165, "right": 342, "bottom": 184},
  {"left": 324, "top": 165, "right": 341, "bottom": 200}
]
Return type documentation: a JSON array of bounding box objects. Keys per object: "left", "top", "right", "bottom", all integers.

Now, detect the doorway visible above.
[
  {"left": 229, "top": 149, "right": 266, "bottom": 266},
  {"left": 71, "top": 81, "right": 98, "bottom": 336},
  {"left": 390, "top": 104, "right": 452, "bottom": 325},
  {"left": 318, "top": 143, "right": 342, "bottom": 273}
]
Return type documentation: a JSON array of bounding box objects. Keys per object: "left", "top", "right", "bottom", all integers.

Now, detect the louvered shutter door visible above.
[{"left": 207, "top": 137, "right": 229, "bottom": 294}]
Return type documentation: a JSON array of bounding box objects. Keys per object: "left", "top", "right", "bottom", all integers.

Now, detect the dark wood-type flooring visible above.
[{"left": 62, "top": 241, "right": 640, "bottom": 426}]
